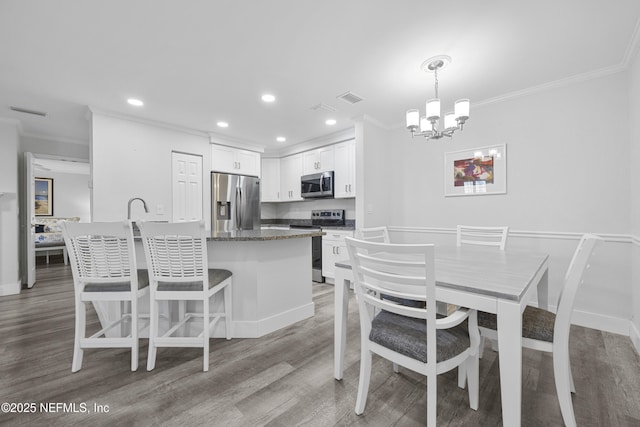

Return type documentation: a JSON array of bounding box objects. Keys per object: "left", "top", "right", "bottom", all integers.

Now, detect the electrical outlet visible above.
[{"left": 156, "top": 204, "right": 164, "bottom": 215}]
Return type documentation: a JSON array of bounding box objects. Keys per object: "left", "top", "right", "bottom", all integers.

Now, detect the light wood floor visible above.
[{"left": 1, "top": 260, "right": 639, "bottom": 426}]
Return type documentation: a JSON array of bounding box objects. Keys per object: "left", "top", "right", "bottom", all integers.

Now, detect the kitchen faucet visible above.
[{"left": 127, "top": 197, "right": 149, "bottom": 220}]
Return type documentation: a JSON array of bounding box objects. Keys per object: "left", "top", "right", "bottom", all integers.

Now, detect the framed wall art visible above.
[
  {"left": 444, "top": 144, "right": 506, "bottom": 197},
  {"left": 35, "top": 177, "right": 54, "bottom": 216}
]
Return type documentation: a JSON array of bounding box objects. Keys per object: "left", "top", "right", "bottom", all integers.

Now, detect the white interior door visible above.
[
  {"left": 172, "top": 152, "right": 203, "bottom": 222},
  {"left": 24, "top": 152, "right": 36, "bottom": 287}
]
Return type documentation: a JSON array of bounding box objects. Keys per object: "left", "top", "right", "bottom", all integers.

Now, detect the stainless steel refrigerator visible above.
[{"left": 211, "top": 172, "right": 261, "bottom": 233}]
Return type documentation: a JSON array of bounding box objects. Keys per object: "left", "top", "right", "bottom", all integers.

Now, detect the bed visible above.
[{"left": 34, "top": 217, "right": 80, "bottom": 264}]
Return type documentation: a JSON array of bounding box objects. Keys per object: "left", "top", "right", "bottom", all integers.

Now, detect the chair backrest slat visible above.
[
  {"left": 457, "top": 225, "right": 509, "bottom": 250},
  {"left": 138, "top": 221, "right": 208, "bottom": 287},
  {"left": 356, "top": 226, "right": 390, "bottom": 244},
  {"left": 61, "top": 221, "right": 137, "bottom": 288}
]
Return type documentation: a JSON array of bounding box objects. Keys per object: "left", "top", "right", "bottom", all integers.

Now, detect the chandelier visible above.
[{"left": 406, "top": 55, "right": 469, "bottom": 140}]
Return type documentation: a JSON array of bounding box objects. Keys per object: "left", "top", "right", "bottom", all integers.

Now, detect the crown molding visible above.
[
  {"left": 474, "top": 63, "right": 627, "bottom": 109},
  {"left": 88, "top": 106, "right": 211, "bottom": 139},
  {"left": 270, "top": 127, "right": 355, "bottom": 157},
  {"left": 208, "top": 132, "right": 265, "bottom": 153}
]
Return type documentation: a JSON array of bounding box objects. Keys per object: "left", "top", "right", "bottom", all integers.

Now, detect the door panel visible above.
[{"left": 172, "top": 152, "right": 203, "bottom": 222}]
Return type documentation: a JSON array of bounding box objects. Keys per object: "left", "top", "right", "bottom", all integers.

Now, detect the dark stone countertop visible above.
[{"left": 208, "top": 228, "right": 324, "bottom": 241}]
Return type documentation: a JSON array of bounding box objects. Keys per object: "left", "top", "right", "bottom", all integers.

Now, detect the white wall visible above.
[
  {"left": 91, "top": 113, "right": 211, "bottom": 223},
  {"left": 34, "top": 171, "right": 91, "bottom": 222},
  {"left": 0, "top": 119, "right": 21, "bottom": 295},
  {"left": 373, "top": 71, "right": 634, "bottom": 334},
  {"left": 629, "top": 50, "right": 640, "bottom": 352},
  {"left": 355, "top": 117, "right": 392, "bottom": 228}
]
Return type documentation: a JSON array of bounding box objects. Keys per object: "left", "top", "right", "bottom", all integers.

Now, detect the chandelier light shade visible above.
[{"left": 406, "top": 55, "right": 469, "bottom": 140}]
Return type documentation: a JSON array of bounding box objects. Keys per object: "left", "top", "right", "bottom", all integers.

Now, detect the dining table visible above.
[{"left": 333, "top": 244, "right": 549, "bottom": 427}]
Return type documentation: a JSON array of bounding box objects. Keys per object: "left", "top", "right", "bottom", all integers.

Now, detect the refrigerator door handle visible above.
[{"left": 235, "top": 187, "right": 241, "bottom": 229}]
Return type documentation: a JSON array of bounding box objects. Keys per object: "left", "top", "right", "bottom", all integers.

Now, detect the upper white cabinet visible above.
[
  {"left": 261, "top": 158, "right": 281, "bottom": 202},
  {"left": 211, "top": 144, "right": 261, "bottom": 177},
  {"left": 280, "top": 154, "right": 303, "bottom": 201},
  {"left": 334, "top": 139, "right": 356, "bottom": 198},
  {"left": 302, "top": 145, "right": 334, "bottom": 175}
]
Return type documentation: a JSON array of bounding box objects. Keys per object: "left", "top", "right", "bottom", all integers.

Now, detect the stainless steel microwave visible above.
[{"left": 301, "top": 171, "right": 334, "bottom": 198}]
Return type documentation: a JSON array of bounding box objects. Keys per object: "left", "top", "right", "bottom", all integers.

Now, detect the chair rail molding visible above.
[{"left": 388, "top": 226, "right": 633, "bottom": 244}]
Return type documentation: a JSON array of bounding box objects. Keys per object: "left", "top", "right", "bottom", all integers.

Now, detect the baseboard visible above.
[
  {"left": 224, "top": 302, "right": 315, "bottom": 338},
  {"left": 570, "top": 308, "right": 631, "bottom": 336},
  {"left": 631, "top": 321, "right": 640, "bottom": 355},
  {"left": 0, "top": 280, "right": 21, "bottom": 296}
]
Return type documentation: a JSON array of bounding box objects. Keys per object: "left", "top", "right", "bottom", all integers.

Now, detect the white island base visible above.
[
  {"left": 207, "top": 237, "right": 314, "bottom": 338},
  {"left": 94, "top": 230, "right": 317, "bottom": 339}
]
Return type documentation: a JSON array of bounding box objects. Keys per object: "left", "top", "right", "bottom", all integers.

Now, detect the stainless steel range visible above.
[
  {"left": 290, "top": 209, "right": 345, "bottom": 282},
  {"left": 311, "top": 209, "right": 345, "bottom": 227}
]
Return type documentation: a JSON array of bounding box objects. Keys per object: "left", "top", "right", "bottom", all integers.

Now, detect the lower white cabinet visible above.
[{"left": 322, "top": 229, "right": 354, "bottom": 282}]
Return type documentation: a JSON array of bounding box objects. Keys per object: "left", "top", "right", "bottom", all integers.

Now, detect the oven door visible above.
[
  {"left": 301, "top": 171, "right": 334, "bottom": 198},
  {"left": 290, "top": 225, "right": 324, "bottom": 282}
]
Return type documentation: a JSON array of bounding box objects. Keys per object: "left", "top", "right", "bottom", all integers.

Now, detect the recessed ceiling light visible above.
[
  {"left": 217, "top": 121, "right": 229, "bottom": 128},
  {"left": 127, "top": 98, "right": 144, "bottom": 107},
  {"left": 261, "top": 94, "right": 276, "bottom": 103},
  {"left": 276, "top": 136, "right": 286, "bottom": 142},
  {"left": 325, "top": 119, "right": 337, "bottom": 125}
]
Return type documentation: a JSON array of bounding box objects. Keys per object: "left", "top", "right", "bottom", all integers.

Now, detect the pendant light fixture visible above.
[{"left": 406, "top": 55, "right": 469, "bottom": 140}]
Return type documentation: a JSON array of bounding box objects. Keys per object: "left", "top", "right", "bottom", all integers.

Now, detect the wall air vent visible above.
[
  {"left": 10, "top": 106, "right": 48, "bottom": 117},
  {"left": 310, "top": 103, "right": 337, "bottom": 112},
  {"left": 336, "top": 91, "right": 364, "bottom": 105}
]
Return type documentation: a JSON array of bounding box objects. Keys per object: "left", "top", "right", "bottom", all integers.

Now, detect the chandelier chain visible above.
[{"left": 434, "top": 67, "right": 439, "bottom": 98}]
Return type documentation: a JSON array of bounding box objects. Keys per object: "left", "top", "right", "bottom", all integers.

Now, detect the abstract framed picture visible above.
[
  {"left": 35, "top": 177, "right": 54, "bottom": 216},
  {"left": 444, "top": 144, "right": 506, "bottom": 197}
]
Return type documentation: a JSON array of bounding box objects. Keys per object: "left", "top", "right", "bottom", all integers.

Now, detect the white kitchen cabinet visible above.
[
  {"left": 261, "top": 158, "right": 280, "bottom": 202},
  {"left": 302, "top": 145, "right": 334, "bottom": 175},
  {"left": 333, "top": 139, "right": 356, "bottom": 198},
  {"left": 322, "top": 229, "right": 354, "bottom": 282},
  {"left": 279, "top": 153, "right": 303, "bottom": 201},
  {"left": 211, "top": 144, "right": 261, "bottom": 177}
]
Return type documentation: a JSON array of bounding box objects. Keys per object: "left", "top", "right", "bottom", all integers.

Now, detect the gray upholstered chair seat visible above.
[
  {"left": 84, "top": 269, "right": 150, "bottom": 292},
  {"left": 478, "top": 306, "right": 555, "bottom": 343},
  {"left": 369, "top": 310, "right": 470, "bottom": 363},
  {"left": 157, "top": 268, "right": 232, "bottom": 291},
  {"left": 381, "top": 294, "right": 426, "bottom": 308}
]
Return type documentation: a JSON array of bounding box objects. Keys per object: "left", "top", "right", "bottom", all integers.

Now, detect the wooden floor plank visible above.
[{"left": 1, "top": 262, "right": 639, "bottom": 426}]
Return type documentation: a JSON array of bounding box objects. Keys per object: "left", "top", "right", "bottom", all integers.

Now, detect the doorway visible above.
[{"left": 22, "top": 153, "right": 90, "bottom": 287}]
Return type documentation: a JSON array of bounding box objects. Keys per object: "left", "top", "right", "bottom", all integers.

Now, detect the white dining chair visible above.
[
  {"left": 477, "top": 234, "right": 602, "bottom": 427},
  {"left": 61, "top": 220, "right": 149, "bottom": 372},
  {"left": 137, "top": 220, "right": 232, "bottom": 372},
  {"left": 355, "top": 226, "right": 390, "bottom": 243},
  {"left": 345, "top": 237, "right": 480, "bottom": 426},
  {"left": 456, "top": 225, "right": 509, "bottom": 250},
  {"left": 455, "top": 224, "right": 509, "bottom": 388}
]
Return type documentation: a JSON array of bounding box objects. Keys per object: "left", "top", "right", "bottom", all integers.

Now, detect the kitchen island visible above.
[
  {"left": 206, "top": 228, "right": 323, "bottom": 337},
  {"left": 96, "top": 228, "right": 323, "bottom": 339}
]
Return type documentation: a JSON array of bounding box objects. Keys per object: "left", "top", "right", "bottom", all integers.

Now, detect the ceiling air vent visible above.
[
  {"left": 310, "top": 103, "right": 337, "bottom": 112},
  {"left": 337, "top": 91, "right": 364, "bottom": 105},
  {"left": 10, "top": 106, "right": 48, "bottom": 117}
]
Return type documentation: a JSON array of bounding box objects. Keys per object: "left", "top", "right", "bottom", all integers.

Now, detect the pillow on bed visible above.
[{"left": 36, "top": 217, "right": 81, "bottom": 233}]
